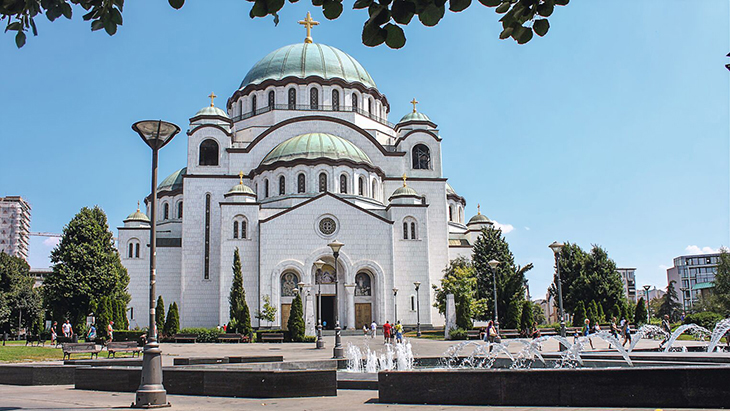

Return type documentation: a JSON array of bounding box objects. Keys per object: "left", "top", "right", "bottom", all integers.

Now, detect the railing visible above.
[{"left": 231, "top": 104, "right": 395, "bottom": 128}]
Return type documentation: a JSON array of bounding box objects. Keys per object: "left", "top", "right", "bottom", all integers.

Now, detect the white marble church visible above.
[{"left": 118, "top": 15, "right": 494, "bottom": 333}]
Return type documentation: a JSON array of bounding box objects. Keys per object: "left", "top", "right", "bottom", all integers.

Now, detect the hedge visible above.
[
  {"left": 178, "top": 328, "right": 220, "bottom": 343},
  {"left": 113, "top": 330, "right": 147, "bottom": 343},
  {"left": 448, "top": 328, "right": 467, "bottom": 340},
  {"left": 684, "top": 312, "right": 724, "bottom": 330}
]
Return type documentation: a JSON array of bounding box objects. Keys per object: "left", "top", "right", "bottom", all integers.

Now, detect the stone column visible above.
[
  {"left": 305, "top": 288, "right": 315, "bottom": 336},
  {"left": 345, "top": 284, "right": 356, "bottom": 330}
]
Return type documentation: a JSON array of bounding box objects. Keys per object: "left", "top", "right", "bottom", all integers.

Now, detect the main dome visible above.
[
  {"left": 261, "top": 133, "right": 372, "bottom": 166},
  {"left": 240, "top": 43, "right": 377, "bottom": 89}
]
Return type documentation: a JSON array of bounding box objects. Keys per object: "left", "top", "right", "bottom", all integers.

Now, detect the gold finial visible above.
[
  {"left": 208, "top": 92, "right": 217, "bottom": 107},
  {"left": 137, "top": 201, "right": 140, "bottom": 212},
  {"left": 477, "top": 204, "right": 481, "bottom": 215},
  {"left": 410, "top": 98, "right": 418, "bottom": 113},
  {"left": 298, "top": 12, "right": 319, "bottom": 44},
  {"left": 401, "top": 173, "right": 408, "bottom": 187},
  {"left": 238, "top": 171, "right": 244, "bottom": 185}
]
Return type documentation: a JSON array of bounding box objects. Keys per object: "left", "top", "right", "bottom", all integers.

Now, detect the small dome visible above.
[
  {"left": 468, "top": 213, "right": 491, "bottom": 225},
  {"left": 124, "top": 209, "right": 150, "bottom": 223},
  {"left": 194, "top": 105, "right": 229, "bottom": 119},
  {"left": 390, "top": 185, "right": 420, "bottom": 198},
  {"left": 158, "top": 168, "right": 186, "bottom": 191},
  {"left": 398, "top": 111, "right": 431, "bottom": 124},
  {"left": 241, "top": 43, "right": 377, "bottom": 89},
  {"left": 261, "top": 133, "right": 372, "bottom": 166},
  {"left": 226, "top": 182, "right": 255, "bottom": 196},
  {"left": 446, "top": 183, "right": 457, "bottom": 196}
]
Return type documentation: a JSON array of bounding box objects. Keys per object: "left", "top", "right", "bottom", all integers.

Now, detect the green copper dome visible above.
[
  {"left": 390, "top": 185, "right": 420, "bottom": 198},
  {"left": 261, "top": 133, "right": 372, "bottom": 166},
  {"left": 398, "top": 111, "right": 432, "bottom": 124},
  {"left": 468, "top": 213, "right": 491, "bottom": 225},
  {"left": 226, "top": 182, "right": 255, "bottom": 196},
  {"left": 158, "top": 167, "right": 186, "bottom": 191},
  {"left": 124, "top": 209, "right": 150, "bottom": 223},
  {"left": 194, "top": 105, "right": 229, "bottom": 118},
  {"left": 241, "top": 43, "right": 377, "bottom": 89}
]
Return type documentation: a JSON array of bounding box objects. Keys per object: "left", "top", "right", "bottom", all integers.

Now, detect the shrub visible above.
[
  {"left": 155, "top": 296, "right": 165, "bottom": 334},
  {"left": 572, "top": 301, "right": 586, "bottom": 327},
  {"left": 448, "top": 328, "right": 467, "bottom": 340},
  {"left": 302, "top": 336, "right": 316, "bottom": 343},
  {"left": 113, "top": 330, "right": 146, "bottom": 344},
  {"left": 164, "top": 302, "right": 179, "bottom": 336},
  {"left": 684, "top": 312, "right": 724, "bottom": 330},
  {"left": 178, "top": 327, "right": 220, "bottom": 343},
  {"left": 287, "top": 294, "right": 305, "bottom": 342}
]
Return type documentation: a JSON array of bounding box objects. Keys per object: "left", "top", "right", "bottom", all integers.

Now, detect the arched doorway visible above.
[
  {"left": 280, "top": 271, "right": 300, "bottom": 330},
  {"left": 354, "top": 271, "right": 374, "bottom": 330},
  {"left": 314, "top": 263, "right": 337, "bottom": 330}
]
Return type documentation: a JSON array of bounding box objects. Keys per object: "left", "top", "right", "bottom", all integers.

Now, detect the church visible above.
[{"left": 118, "top": 14, "right": 494, "bottom": 333}]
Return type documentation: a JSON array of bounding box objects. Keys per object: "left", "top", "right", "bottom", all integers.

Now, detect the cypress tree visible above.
[
  {"left": 228, "top": 248, "right": 251, "bottom": 335},
  {"left": 586, "top": 301, "right": 596, "bottom": 326},
  {"left": 519, "top": 300, "right": 534, "bottom": 333},
  {"left": 287, "top": 293, "right": 305, "bottom": 342},
  {"left": 155, "top": 296, "right": 165, "bottom": 334},
  {"left": 572, "top": 301, "right": 586, "bottom": 327},
  {"left": 504, "top": 296, "right": 522, "bottom": 329},
  {"left": 634, "top": 297, "right": 648, "bottom": 325},
  {"left": 164, "top": 302, "right": 179, "bottom": 336},
  {"left": 95, "top": 297, "right": 113, "bottom": 341},
  {"left": 597, "top": 303, "right": 605, "bottom": 323}
]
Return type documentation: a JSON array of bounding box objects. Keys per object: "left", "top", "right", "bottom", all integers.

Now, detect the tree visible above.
[
  {"left": 572, "top": 300, "right": 586, "bottom": 327},
  {"left": 658, "top": 280, "right": 682, "bottom": 321},
  {"left": 634, "top": 297, "right": 648, "bottom": 325},
  {"left": 256, "top": 295, "right": 277, "bottom": 327},
  {"left": 596, "top": 303, "right": 605, "bottom": 323},
  {"left": 0, "top": 252, "right": 42, "bottom": 334},
  {"left": 433, "top": 257, "right": 479, "bottom": 330},
  {"left": 94, "top": 296, "right": 112, "bottom": 341},
  {"left": 586, "top": 300, "right": 598, "bottom": 325},
  {"left": 43, "top": 206, "right": 130, "bottom": 331},
  {"left": 472, "top": 226, "right": 531, "bottom": 326},
  {"left": 164, "top": 302, "right": 179, "bottom": 336},
  {"left": 287, "top": 293, "right": 306, "bottom": 341},
  {"left": 228, "top": 248, "right": 251, "bottom": 335},
  {"left": 713, "top": 248, "right": 730, "bottom": 315},
  {"left": 155, "top": 296, "right": 165, "bottom": 335},
  {"left": 3, "top": 0, "right": 570, "bottom": 49},
  {"left": 519, "top": 300, "right": 534, "bottom": 333},
  {"left": 532, "top": 303, "right": 546, "bottom": 325}
]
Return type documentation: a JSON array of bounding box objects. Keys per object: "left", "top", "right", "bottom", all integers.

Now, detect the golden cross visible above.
[
  {"left": 208, "top": 92, "right": 217, "bottom": 107},
  {"left": 238, "top": 171, "right": 244, "bottom": 185},
  {"left": 410, "top": 98, "right": 418, "bottom": 113},
  {"left": 298, "top": 12, "right": 319, "bottom": 44},
  {"left": 137, "top": 201, "right": 140, "bottom": 211},
  {"left": 401, "top": 173, "right": 407, "bottom": 187},
  {"left": 477, "top": 204, "right": 481, "bottom": 215}
]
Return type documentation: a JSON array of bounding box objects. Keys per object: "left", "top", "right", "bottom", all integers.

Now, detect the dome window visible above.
[
  {"left": 288, "top": 88, "right": 296, "bottom": 109},
  {"left": 279, "top": 176, "right": 286, "bottom": 195},
  {"left": 358, "top": 176, "right": 365, "bottom": 196},
  {"left": 199, "top": 139, "right": 219, "bottom": 166},
  {"left": 352, "top": 93, "right": 358, "bottom": 112},
  {"left": 163, "top": 203, "right": 169, "bottom": 220},
  {"left": 268, "top": 90, "right": 275, "bottom": 108},
  {"left": 371, "top": 180, "right": 377, "bottom": 199},
  {"left": 319, "top": 173, "right": 328, "bottom": 193},
  {"left": 297, "top": 173, "right": 306, "bottom": 193},
  {"left": 449, "top": 205, "right": 453, "bottom": 222},
  {"left": 177, "top": 201, "right": 183, "bottom": 219},
  {"left": 252, "top": 94, "right": 257, "bottom": 114},
  {"left": 264, "top": 179, "right": 270, "bottom": 198},
  {"left": 339, "top": 174, "right": 347, "bottom": 194},
  {"left": 368, "top": 99, "right": 372, "bottom": 117},
  {"left": 412, "top": 144, "right": 431, "bottom": 170},
  {"left": 310, "top": 88, "right": 319, "bottom": 110},
  {"left": 332, "top": 90, "right": 340, "bottom": 111}
]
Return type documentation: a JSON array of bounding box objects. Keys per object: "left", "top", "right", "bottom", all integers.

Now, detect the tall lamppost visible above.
[
  {"left": 327, "top": 240, "right": 344, "bottom": 359},
  {"left": 679, "top": 286, "right": 688, "bottom": 314},
  {"left": 488, "top": 259, "right": 500, "bottom": 331},
  {"left": 313, "top": 259, "right": 326, "bottom": 349},
  {"left": 643, "top": 285, "right": 651, "bottom": 323},
  {"left": 393, "top": 288, "right": 399, "bottom": 323},
  {"left": 413, "top": 282, "right": 421, "bottom": 337},
  {"left": 131, "top": 119, "right": 180, "bottom": 408},
  {"left": 548, "top": 241, "right": 566, "bottom": 338}
]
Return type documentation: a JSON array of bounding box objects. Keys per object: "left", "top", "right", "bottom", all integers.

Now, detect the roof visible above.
[
  {"left": 158, "top": 168, "right": 186, "bottom": 191},
  {"left": 240, "top": 43, "right": 376, "bottom": 89},
  {"left": 390, "top": 185, "right": 420, "bottom": 198},
  {"left": 398, "top": 111, "right": 432, "bottom": 124},
  {"left": 226, "top": 182, "right": 256, "bottom": 196},
  {"left": 692, "top": 282, "right": 714, "bottom": 291},
  {"left": 124, "top": 209, "right": 150, "bottom": 223},
  {"left": 261, "top": 133, "right": 372, "bottom": 166},
  {"left": 468, "top": 213, "right": 491, "bottom": 225},
  {"left": 194, "top": 105, "right": 229, "bottom": 118},
  {"left": 448, "top": 238, "right": 471, "bottom": 246}
]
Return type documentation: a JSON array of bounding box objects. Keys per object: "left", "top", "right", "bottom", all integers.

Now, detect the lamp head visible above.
[
  {"left": 488, "top": 259, "right": 500, "bottom": 269},
  {"left": 314, "top": 259, "right": 325, "bottom": 270},
  {"left": 392, "top": 288, "right": 398, "bottom": 295},
  {"left": 327, "top": 240, "right": 344, "bottom": 254},
  {"left": 548, "top": 241, "right": 564, "bottom": 254},
  {"left": 414, "top": 281, "right": 421, "bottom": 290},
  {"left": 298, "top": 281, "right": 305, "bottom": 288},
  {"left": 643, "top": 285, "right": 651, "bottom": 291},
  {"left": 132, "top": 120, "right": 180, "bottom": 150}
]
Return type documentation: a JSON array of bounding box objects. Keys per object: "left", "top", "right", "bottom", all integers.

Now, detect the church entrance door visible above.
[
  {"left": 281, "top": 304, "right": 291, "bottom": 330},
  {"left": 319, "top": 296, "right": 335, "bottom": 330},
  {"left": 355, "top": 303, "right": 372, "bottom": 330}
]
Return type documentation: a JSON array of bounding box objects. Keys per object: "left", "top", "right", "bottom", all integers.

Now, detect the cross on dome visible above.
[
  {"left": 402, "top": 173, "right": 408, "bottom": 187},
  {"left": 477, "top": 204, "right": 481, "bottom": 215},
  {"left": 137, "top": 201, "right": 140, "bottom": 211},
  {"left": 410, "top": 98, "right": 418, "bottom": 113},
  {"left": 238, "top": 171, "right": 244, "bottom": 185},
  {"left": 208, "top": 92, "right": 217, "bottom": 107},
  {"left": 298, "top": 12, "right": 319, "bottom": 44}
]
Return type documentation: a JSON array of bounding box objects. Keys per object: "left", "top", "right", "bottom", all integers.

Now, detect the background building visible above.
[
  {"left": 0, "top": 196, "right": 31, "bottom": 260},
  {"left": 666, "top": 252, "right": 721, "bottom": 312},
  {"left": 616, "top": 267, "right": 637, "bottom": 304}
]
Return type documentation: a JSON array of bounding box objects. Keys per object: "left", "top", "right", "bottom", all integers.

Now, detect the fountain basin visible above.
[{"left": 378, "top": 365, "right": 730, "bottom": 408}]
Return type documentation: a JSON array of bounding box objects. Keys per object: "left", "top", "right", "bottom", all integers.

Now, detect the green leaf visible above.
[
  {"left": 15, "top": 31, "right": 26, "bottom": 48},
  {"left": 362, "top": 21, "right": 387, "bottom": 47},
  {"left": 353, "top": 0, "right": 373, "bottom": 8},
  {"left": 111, "top": 8, "right": 123, "bottom": 25},
  {"left": 495, "top": 2, "right": 510, "bottom": 13},
  {"left": 368, "top": 3, "right": 391, "bottom": 25},
  {"left": 498, "top": 26, "right": 512, "bottom": 39},
  {"left": 266, "top": 0, "right": 285, "bottom": 14},
  {"left": 168, "top": 0, "right": 185, "bottom": 9},
  {"left": 533, "top": 18, "right": 549, "bottom": 36},
  {"left": 61, "top": 2, "right": 72, "bottom": 19},
  {"left": 312, "top": 0, "right": 325, "bottom": 6},
  {"left": 29, "top": 18, "right": 38, "bottom": 36},
  {"left": 249, "top": 1, "right": 268, "bottom": 18},
  {"left": 516, "top": 25, "right": 532, "bottom": 44},
  {"left": 91, "top": 20, "right": 104, "bottom": 31},
  {"left": 104, "top": 20, "right": 117, "bottom": 36},
  {"left": 323, "top": 0, "right": 343, "bottom": 19},
  {"left": 554, "top": 0, "right": 568, "bottom": 5},
  {"left": 391, "top": 0, "right": 415, "bottom": 24},
  {"left": 384, "top": 23, "right": 406, "bottom": 48},
  {"left": 6, "top": 22, "right": 22, "bottom": 32},
  {"left": 418, "top": 4, "right": 445, "bottom": 26},
  {"left": 536, "top": 0, "right": 554, "bottom": 17},
  {"left": 478, "top": 0, "right": 502, "bottom": 6},
  {"left": 449, "top": 0, "right": 471, "bottom": 12}
]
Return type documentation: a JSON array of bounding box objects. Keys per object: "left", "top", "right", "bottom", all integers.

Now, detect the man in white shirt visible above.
[{"left": 370, "top": 321, "right": 377, "bottom": 339}]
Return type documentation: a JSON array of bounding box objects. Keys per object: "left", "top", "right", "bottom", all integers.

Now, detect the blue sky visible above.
[{"left": 1, "top": 1, "right": 728, "bottom": 300}]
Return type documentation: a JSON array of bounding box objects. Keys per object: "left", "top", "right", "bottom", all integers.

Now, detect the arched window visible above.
[
  {"left": 403, "top": 217, "right": 417, "bottom": 240},
  {"left": 268, "top": 90, "right": 275, "bottom": 107},
  {"left": 177, "top": 201, "right": 183, "bottom": 219},
  {"left": 371, "top": 180, "right": 377, "bottom": 199},
  {"left": 128, "top": 242, "right": 134, "bottom": 258},
  {"left": 339, "top": 174, "right": 347, "bottom": 194},
  {"left": 233, "top": 216, "right": 248, "bottom": 239},
  {"left": 241, "top": 219, "right": 247, "bottom": 239},
  {"left": 319, "top": 173, "right": 327, "bottom": 193},
  {"left": 358, "top": 177, "right": 365, "bottom": 196},
  {"left": 411, "top": 222, "right": 417, "bottom": 240},
  {"left": 199, "top": 139, "right": 219, "bottom": 166},
  {"left": 264, "top": 179, "right": 269, "bottom": 198},
  {"left": 403, "top": 222, "right": 409, "bottom": 240},
  {"left": 204, "top": 194, "right": 211, "bottom": 279},
  {"left": 288, "top": 88, "right": 296, "bottom": 109},
  {"left": 352, "top": 93, "right": 358, "bottom": 112},
  {"left": 449, "top": 205, "right": 453, "bottom": 222},
  {"left": 332, "top": 90, "right": 340, "bottom": 111},
  {"left": 355, "top": 272, "right": 372, "bottom": 296},
  {"left": 281, "top": 271, "right": 299, "bottom": 297},
  {"left": 310, "top": 88, "right": 318, "bottom": 110},
  {"left": 279, "top": 176, "right": 286, "bottom": 195},
  {"left": 412, "top": 144, "right": 431, "bottom": 170},
  {"left": 410, "top": 295, "right": 416, "bottom": 311},
  {"left": 251, "top": 94, "right": 257, "bottom": 113},
  {"left": 297, "top": 173, "right": 306, "bottom": 193},
  {"left": 135, "top": 243, "right": 140, "bottom": 258},
  {"left": 459, "top": 206, "right": 464, "bottom": 223},
  {"left": 368, "top": 99, "right": 372, "bottom": 117},
  {"left": 163, "top": 203, "right": 169, "bottom": 220},
  {"left": 233, "top": 221, "right": 239, "bottom": 239}
]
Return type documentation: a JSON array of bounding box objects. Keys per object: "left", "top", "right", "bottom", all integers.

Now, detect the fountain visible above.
[
  {"left": 662, "top": 323, "right": 711, "bottom": 352},
  {"left": 344, "top": 342, "right": 413, "bottom": 372},
  {"left": 628, "top": 324, "right": 669, "bottom": 352},
  {"left": 706, "top": 318, "right": 730, "bottom": 353}
]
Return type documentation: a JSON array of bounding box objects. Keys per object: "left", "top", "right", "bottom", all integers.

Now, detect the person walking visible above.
[
  {"left": 370, "top": 321, "right": 377, "bottom": 339},
  {"left": 107, "top": 321, "right": 114, "bottom": 343},
  {"left": 50, "top": 322, "right": 58, "bottom": 346},
  {"left": 394, "top": 321, "right": 404, "bottom": 344},
  {"left": 87, "top": 324, "right": 97, "bottom": 342},
  {"left": 531, "top": 322, "right": 541, "bottom": 339},
  {"left": 622, "top": 318, "right": 632, "bottom": 347},
  {"left": 383, "top": 321, "right": 392, "bottom": 344},
  {"left": 659, "top": 315, "right": 672, "bottom": 350},
  {"left": 485, "top": 320, "right": 497, "bottom": 343},
  {"left": 62, "top": 320, "right": 71, "bottom": 338},
  {"left": 583, "top": 318, "right": 594, "bottom": 350}
]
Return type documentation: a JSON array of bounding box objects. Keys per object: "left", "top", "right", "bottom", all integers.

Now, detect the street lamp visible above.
[
  {"left": 313, "top": 259, "right": 325, "bottom": 349},
  {"left": 393, "top": 288, "right": 399, "bottom": 324},
  {"left": 488, "top": 259, "right": 500, "bottom": 331},
  {"left": 548, "top": 241, "right": 566, "bottom": 339},
  {"left": 414, "top": 282, "right": 421, "bottom": 337},
  {"left": 643, "top": 285, "right": 651, "bottom": 323},
  {"left": 327, "top": 240, "right": 344, "bottom": 359},
  {"left": 131, "top": 119, "right": 180, "bottom": 408},
  {"left": 679, "top": 286, "right": 688, "bottom": 313}
]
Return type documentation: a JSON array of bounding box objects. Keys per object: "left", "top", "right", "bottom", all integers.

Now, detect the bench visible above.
[
  {"left": 218, "top": 333, "right": 250, "bottom": 343},
  {"left": 173, "top": 334, "right": 198, "bottom": 343},
  {"left": 107, "top": 341, "right": 142, "bottom": 358},
  {"left": 25, "top": 335, "right": 45, "bottom": 347},
  {"left": 466, "top": 330, "right": 482, "bottom": 340},
  {"left": 259, "top": 333, "right": 284, "bottom": 343},
  {"left": 62, "top": 342, "right": 100, "bottom": 360}
]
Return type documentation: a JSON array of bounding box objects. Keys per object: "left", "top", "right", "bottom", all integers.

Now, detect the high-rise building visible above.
[
  {"left": 0, "top": 196, "right": 31, "bottom": 260},
  {"left": 666, "top": 252, "right": 721, "bottom": 312},
  {"left": 616, "top": 268, "right": 637, "bottom": 303}
]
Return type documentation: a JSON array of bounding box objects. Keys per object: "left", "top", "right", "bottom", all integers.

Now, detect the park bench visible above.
[
  {"left": 25, "top": 335, "right": 45, "bottom": 347},
  {"left": 259, "top": 332, "right": 284, "bottom": 343},
  {"left": 107, "top": 341, "right": 142, "bottom": 358},
  {"left": 173, "top": 333, "right": 198, "bottom": 343},
  {"left": 466, "top": 330, "right": 481, "bottom": 340},
  {"left": 62, "top": 342, "right": 100, "bottom": 360},
  {"left": 54, "top": 336, "right": 75, "bottom": 347},
  {"left": 218, "top": 333, "right": 250, "bottom": 343}
]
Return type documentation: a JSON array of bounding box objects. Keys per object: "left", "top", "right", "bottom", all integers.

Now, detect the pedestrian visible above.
[
  {"left": 87, "top": 324, "right": 97, "bottom": 342},
  {"left": 62, "top": 320, "right": 71, "bottom": 337},
  {"left": 395, "top": 321, "right": 403, "bottom": 344},
  {"left": 107, "top": 321, "right": 114, "bottom": 343},
  {"left": 622, "top": 318, "right": 632, "bottom": 347},
  {"left": 363, "top": 324, "right": 368, "bottom": 336},
  {"left": 609, "top": 317, "right": 619, "bottom": 349},
  {"left": 659, "top": 315, "right": 671, "bottom": 350},
  {"left": 383, "top": 321, "right": 392, "bottom": 344},
  {"left": 50, "top": 321, "right": 58, "bottom": 345},
  {"left": 370, "top": 321, "right": 377, "bottom": 339},
  {"left": 583, "top": 318, "right": 594, "bottom": 349},
  {"left": 531, "top": 321, "right": 541, "bottom": 339},
  {"left": 485, "top": 320, "right": 497, "bottom": 343}
]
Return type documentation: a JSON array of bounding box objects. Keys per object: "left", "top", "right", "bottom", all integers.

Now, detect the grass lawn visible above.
[
  {"left": 404, "top": 330, "right": 444, "bottom": 341},
  {"left": 0, "top": 345, "right": 63, "bottom": 362}
]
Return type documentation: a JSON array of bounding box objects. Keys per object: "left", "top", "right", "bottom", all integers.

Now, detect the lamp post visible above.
[
  {"left": 679, "top": 286, "right": 688, "bottom": 314},
  {"left": 131, "top": 119, "right": 180, "bottom": 408},
  {"left": 488, "top": 259, "right": 500, "bottom": 331},
  {"left": 313, "top": 259, "right": 325, "bottom": 349},
  {"left": 548, "top": 241, "right": 566, "bottom": 339},
  {"left": 414, "top": 281, "right": 421, "bottom": 337},
  {"left": 393, "top": 288, "right": 399, "bottom": 324},
  {"left": 643, "top": 285, "right": 651, "bottom": 323},
  {"left": 327, "top": 240, "right": 344, "bottom": 359}
]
